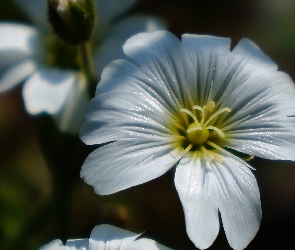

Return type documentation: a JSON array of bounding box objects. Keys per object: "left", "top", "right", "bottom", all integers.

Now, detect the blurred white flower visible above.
[
  {"left": 39, "top": 224, "right": 171, "bottom": 250},
  {"left": 0, "top": 0, "right": 165, "bottom": 133},
  {"left": 80, "top": 30, "right": 295, "bottom": 249}
]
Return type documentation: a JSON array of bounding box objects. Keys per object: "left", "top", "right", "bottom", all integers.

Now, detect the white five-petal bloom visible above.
[
  {"left": 80, "top": 30, "right": 295, "bottom": 249},
  {"left": 39, "top": 224, "right": 171, "bottom": 250},
  {"left": 0, "top": 0, "right": 165, "bottom": 133}
]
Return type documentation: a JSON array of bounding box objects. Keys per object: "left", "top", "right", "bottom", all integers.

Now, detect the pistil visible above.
[{"left": 180, "top": 101, "right": 231, "bottom": 146}]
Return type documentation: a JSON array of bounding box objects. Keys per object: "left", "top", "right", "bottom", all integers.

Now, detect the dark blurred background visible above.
[{"left": 1, "top": 0, "right": 295, "bottom": 249}]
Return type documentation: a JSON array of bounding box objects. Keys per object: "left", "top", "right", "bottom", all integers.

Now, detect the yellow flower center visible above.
[
  {"left": 186, "top": 123, "right": 209, "bottom": 145},
  {"left": 168, "top": 100, "right": 232, "bottom": 166},
  {"left": 179, "top": 101, "right": 231, "bottom": 148}
]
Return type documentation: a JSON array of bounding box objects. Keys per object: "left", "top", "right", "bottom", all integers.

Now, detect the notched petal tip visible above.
[
  {"left": 23, "top": 68, "right": 76, "bottom": 115},
  {"left": 90, "top": 224, "right": 171, "bottom": 250},
  {"left": 233, "top": 38, "right": 278, "bottom": 71}
]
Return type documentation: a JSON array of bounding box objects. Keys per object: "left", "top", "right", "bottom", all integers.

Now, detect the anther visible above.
[{"left": 180, "top": 108, "right": 199, "bottom": 125}]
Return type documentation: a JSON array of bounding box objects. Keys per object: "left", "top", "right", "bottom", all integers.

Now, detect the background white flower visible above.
[
  {"left": 0, "top": 0, "right": 87, "bottom": 134},
  {"left": 39, "top": 224, "right": 171, "bottom": 250},
  {"left": 0, "top": 0, "right": 165, "bottom": 133},
  {"left": 80, "top": 30, "right": 295, "bottom": 249}
]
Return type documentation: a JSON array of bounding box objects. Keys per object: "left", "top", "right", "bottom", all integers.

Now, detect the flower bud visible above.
[{"left": 48, "top": 0, "right": 96, "bottom": 44}]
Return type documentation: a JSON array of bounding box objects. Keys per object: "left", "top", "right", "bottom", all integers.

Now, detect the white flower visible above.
[
  {"left": 80, "top": 30, "right": 295, "bottom": 249},
  {"left": 39, "top": 224, "right": 171, "bottom": 250},
  {"left": 0, "top": 0, "right": 165, "bottom": 133}
]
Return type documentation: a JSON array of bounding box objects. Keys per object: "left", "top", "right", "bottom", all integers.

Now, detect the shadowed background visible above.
[{"left": 1, "top": 0, "right": 295, "bottom": 249}]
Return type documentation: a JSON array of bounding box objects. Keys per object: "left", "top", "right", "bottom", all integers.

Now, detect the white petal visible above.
[
  {"left": 0, "top": 24, "right": 39, "bottom": 90},
  {"left": 81, "top": 88, "right": 175, "bottom": 145},
  {"left": 94, "top": 15, "right": 166, "bottom": 74},
  {"left": 181, "top": 34, "right": 233, "bottom": 106},
  {"left": 39, "top": 239, "right": 64, "bottom": 250},
  {"left": 213, "top": 150, "right": 261, "bottom": 250},
  {"left": 0, "top": 59, "right": 36, "bottom": 92},
  {"left": 181, "top": 34, "right": 231, "bottom": 53},
  {"left": 217, "top": 69, "right": 295, "bottom": 116},
  {"left": 225, "top": 134, "right": 295, "bottom": 161},
  {"left": 81, "top": 140, "right": 176, "bottom": 195},
  {"left": 38, "top": 239, "right": 88, "bottom": 250},
  {"left": 89, "top": 224, "right": 170, "bottom": 250},
  {"left": 0, "top": 23, "right": 39, "bottom": 56},
  {"left": 232, "top": 38, "right": 278, "bottom": 71},
  {"left": 83, "top": 32, "right": 202, "bottom": 146},
  {"left": 96, "top": 0, "right": 137, "bottom": 26},
  {"left": 13, "top": 0, "right": 49, "bottom": 30},
  {"left": 180, "top": 34, "right": 278, "bottom": 107},
  {"left": 81, "top": 59, "right": 178, "bottom": 145},
  {"left": 175, "top": 149, "right": 261, "bottom": 250},
  {"left": 218, "top": 71, "right": 295, "bottom": 160},
  {"left": 53, "top": 75, "right": 89, "bottom": 134},
  {"left": 123, "top": 30, "right": 196, "bottom": 109},
  {"left": 89, "top": 224, "right": 139, "bottom": 250},
  {"left": 174, "top": 152, "right": 220, "bottom": 249},
  {"left": 64, "top": 239, "right": 89, "bottom": 250},
  {"left": 23, "top": 68, "right": 77, "bottom": 115}
]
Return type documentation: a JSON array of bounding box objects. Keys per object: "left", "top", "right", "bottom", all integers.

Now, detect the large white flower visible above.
[
  {"left": 39, "top": 224, "right": 171, "bottom": 250},
  {"left": 80, "top": 30, "right": 295, "bottom": 249},
  {"left": 0, "top": 0, "right": 165, "bottom": 133}
]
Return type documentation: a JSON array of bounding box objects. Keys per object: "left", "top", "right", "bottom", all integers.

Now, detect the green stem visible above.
[{"left": 79, "top": 42, "right": 96, "bottom": 92}]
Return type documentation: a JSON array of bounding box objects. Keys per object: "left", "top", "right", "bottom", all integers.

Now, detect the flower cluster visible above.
[{"left": 2, "top": 1, "right": 295, "bottom": 250}]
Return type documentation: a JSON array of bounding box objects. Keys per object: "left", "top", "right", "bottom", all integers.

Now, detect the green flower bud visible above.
[{"left": 48, "top": 0, "right": 96, "bottom": 44}]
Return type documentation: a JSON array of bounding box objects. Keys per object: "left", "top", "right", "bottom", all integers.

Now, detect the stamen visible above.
[
  {"left": 180, "top": 108, "right": 199, "bottom": 125},
  {"left": 206, "top": 126, "right": 225, "bottom": 138},
  {"left": 210, "top": 151, "right": 223, "bottom": 163},
  {"left": 206, "top": 80, "right": 214, "bottom": 105},
  {"left": 200, "top": 145, "right": 222, "bottom": 163},
  {"left": 203, "top": 101, "right": 215, "bottom": 119},
  {"left": 164, "top": 83, "right": 188, "bottom": 127},
  {"left": 166, "top": 143, "right": 193, "bottom": 168},
  {"left": 206, "top": 101, "right": 215, "bottom": 113},
  {"left": 204, "top": 107, "right": 231, "bottom": 126},
  {"left": 193, "top": 105, "right": 205, "bottom": 124},
  {"left": 180, "top": 110, "right": 190, "bottom": 127},
  {"left": 207, "top": 140, "right": 256, "bottom": 166},
  {"left": 206, "top": 141, "right": 221, "bottom": 150},
  {"left": 200, "top": 145, "right": 214, "bottom": 162},
  {"left": 187, "top": 125, "right": 202, "bottom": 133},
  {"left": 166, "top": 134, "right": 187, "bottom": 141},
  {"left": 172, "top": 120, "right": 187, "bottom": 134},
  {"left": 172, "top": 100, "right": 232, "bottom": 150}
]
